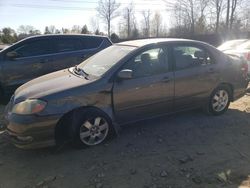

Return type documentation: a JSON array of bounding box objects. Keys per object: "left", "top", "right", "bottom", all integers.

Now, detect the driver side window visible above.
[{"left": 124, "top": 47, "right": 169, "bottom": 78}]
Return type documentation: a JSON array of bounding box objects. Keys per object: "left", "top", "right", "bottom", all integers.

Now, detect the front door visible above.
[
  {"left": 2, "top": 39, "right": 53, "bottom": 90},
  {"left": 113, "top": 45, "right": 174, "bottom": 124}
]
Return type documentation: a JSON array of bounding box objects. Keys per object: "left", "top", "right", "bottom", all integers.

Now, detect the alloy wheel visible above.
[
  {"left": 212, "top": 90, "right": 229, "bottom": 112},
  {"left": 79, "top": 116, "right": 109, "bottom": 146}
]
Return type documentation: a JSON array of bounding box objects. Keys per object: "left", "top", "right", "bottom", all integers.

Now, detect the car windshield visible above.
[
  {"left": 78, "top": 45, "right": 136, "bottom": 77},
  {"left": 218, "top": 40, "right": 247, "bottom": 51},
  {"left": 236, "top": 41, "right": 250, "bottom": 50}
]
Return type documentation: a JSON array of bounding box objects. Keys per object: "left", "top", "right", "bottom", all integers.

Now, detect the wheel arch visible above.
[
  {"left": 54, "top": 106, "right": 116, "bottom": 145},
  {"left": 216, "top": 82, "right": 234, "bottom": 101}
]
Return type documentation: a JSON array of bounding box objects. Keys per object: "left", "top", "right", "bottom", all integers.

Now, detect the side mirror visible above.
[
  {"left": 6, "top": 51, "right": 20, "bottom": 59},
  {"left": 117, "top": 69, "right": 133, "bottom": 80}
]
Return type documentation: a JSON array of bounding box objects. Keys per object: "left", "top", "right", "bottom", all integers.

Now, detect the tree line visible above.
[
  {"left": 1, "top": 0, "right": 250, "bottom": 44},
  {"left": 167, "top": 0, "right": 250, "bottom": 36}
]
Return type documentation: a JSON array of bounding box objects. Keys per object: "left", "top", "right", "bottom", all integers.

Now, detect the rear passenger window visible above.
[
  {"left": 53, "top": 38, "right": 83, "bottom": 53},
  {"left": 53, "top": 37, "right": 103, "bottom": 53},
  {"left": 173, "top": 46, "right": 214, "bottom": 70},
  {"left": 82, "top": 38, "right": 103, "bottom": 49}
]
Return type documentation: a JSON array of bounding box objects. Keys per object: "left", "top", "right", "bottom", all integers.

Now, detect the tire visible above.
[
  {"left": 207, "top": 85, "right": 231, "bottom": 116},
  {"left": 71, "top": 109, "right": 113, "bottom": 148}
]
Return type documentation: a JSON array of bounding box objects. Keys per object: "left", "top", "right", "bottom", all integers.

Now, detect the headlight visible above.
[{"left": 12, "top": 99, "right": 47, "bottom": 115}]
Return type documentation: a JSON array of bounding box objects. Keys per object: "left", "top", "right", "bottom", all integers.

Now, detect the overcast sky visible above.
[{"left": 0, "top": 0, "right": 169, "bottom": 34}]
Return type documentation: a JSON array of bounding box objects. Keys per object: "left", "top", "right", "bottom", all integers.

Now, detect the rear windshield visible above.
[
  {"left": 82, "top": 37, "right": 104, "bottom": 49},
  {"left": 78, "top": 45, "right": 136, "bottom": 77}
]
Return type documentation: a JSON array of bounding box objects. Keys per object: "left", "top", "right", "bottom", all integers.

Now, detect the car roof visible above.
[
  {"left": 24, "top": 34, "right": 109, "bottom": 40},
  {"left": 117, "top": 38, "right": 201, "bottom": 47}
]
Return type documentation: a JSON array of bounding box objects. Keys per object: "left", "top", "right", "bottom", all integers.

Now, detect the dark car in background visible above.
[
  {"left": 4, "top": 39, "right": 249, "bottom": 149},
  {"left": 0, "top": 34, "right": 112, "bottom": 97}
]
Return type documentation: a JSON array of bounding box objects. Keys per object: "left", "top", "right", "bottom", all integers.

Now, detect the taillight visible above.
[{"left": 244, "top": 52, "right": 250, "bottom": 61}]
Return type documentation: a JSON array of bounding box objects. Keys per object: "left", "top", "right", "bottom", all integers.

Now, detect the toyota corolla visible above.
[{"left": 4, "top": 39, "right": 249, "bottom": 149}]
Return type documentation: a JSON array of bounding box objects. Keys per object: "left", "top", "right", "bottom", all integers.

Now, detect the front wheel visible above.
[
  {"left": 207, "top": 86, "right": 231, "bottom": 115},
  {"left": 71, "top": 109, "right": 113, "bottom": 148}
]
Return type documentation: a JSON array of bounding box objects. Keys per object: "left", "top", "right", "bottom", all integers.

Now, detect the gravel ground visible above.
[{"left": 0, "top": 95, "right": 250, "bottom": 188}]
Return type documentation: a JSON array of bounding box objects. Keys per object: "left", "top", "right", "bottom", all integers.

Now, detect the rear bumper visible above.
[{"left": 5, "top": 113, "right": 61, "bottom": 149}]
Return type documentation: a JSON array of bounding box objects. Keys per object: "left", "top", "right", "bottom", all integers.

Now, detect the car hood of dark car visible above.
[{"left": 14, "top": 68, "right": 93, "bottom": 101}]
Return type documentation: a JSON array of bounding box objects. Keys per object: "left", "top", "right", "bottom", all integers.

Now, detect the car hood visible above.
[{"left": 14, "top": 68, "right": 92, "bottom": 101}]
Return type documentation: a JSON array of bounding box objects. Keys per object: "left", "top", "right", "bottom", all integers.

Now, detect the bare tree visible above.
[
  {"left": 71, "top": 25, "right": 81, "bottom": 34},
  {"left": 123, "top": 3, "right": 134, "bottom": 38},
  {"left": 61, "top": 28, "right": 70, "bottom": 34},
  {"left": 229, "top": 0, "right": 238, "bottom": 29},
  {"left": 152, "top": 12, "right": 162, "bottom": 37},
  {"left": 199, "top": 0, "right": 209, "bottom": 18},
  {"left": 210, "top": 0, "right": 225, "bottom": 33},
  {"left": 166, "top": 0, "right": 246, "bottom": 35},
  {"left": 189, "top": 0, "right": 195, "bottom": 33},
  {"left": 225, "top": 0, "right": 242, "bottom": 30},
  {"left": 142, "top": 10, "right": 151, "bottom": 37},
  {"left": 97, "top": 0, "right": 120, "bottom": 37},
  {"left": 241, "top": 7, "right": 250, "bottom": 31},
  {"left": 90, "top": 17, "right": 100, "bottom": 33},
  {"left": 17, "top": 25, "right": 36, "bottom": 34},
  {"left": 131, "top": 16, "right": 139, "bottom": 39},
  {"left": 167, "top": 0, "right": 197, "bottom": 34},
  {"left": 226, "top": 0, "right": 230, "bottom": 29},
  {"left": 44, "top": 25, "right": 56, "bottom": 34}
]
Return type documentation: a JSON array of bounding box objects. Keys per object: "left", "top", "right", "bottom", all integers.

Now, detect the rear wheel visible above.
[{"left": 207, "top": 86, "right": 231, "bottom": 115}]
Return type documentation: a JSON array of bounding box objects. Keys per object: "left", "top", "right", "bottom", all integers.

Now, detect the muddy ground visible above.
[{"left": 0, "top": 95, "right": 250, "bottom": 188}]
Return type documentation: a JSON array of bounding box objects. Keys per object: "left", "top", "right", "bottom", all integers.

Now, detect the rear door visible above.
[
  {"left": 51, "top": 37, "right": 104, "bottom": 71},
  {"left": 112, "top": 45, "right": 174, "bottom": 124},
  {"left": 2, "top": 39, "right": 53, "bottom": 89},
  {"left": 172, "top": 43, "right": 219, "bottom": 110}
]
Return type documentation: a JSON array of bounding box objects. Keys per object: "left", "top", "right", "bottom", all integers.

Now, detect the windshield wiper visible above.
[{"left": 74, "top": 65, "right": 89, "bottom": 78}]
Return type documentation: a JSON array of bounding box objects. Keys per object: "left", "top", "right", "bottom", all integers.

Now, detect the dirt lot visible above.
[{"left": 0, "top": 95, "right": 250, "bottom": 188}]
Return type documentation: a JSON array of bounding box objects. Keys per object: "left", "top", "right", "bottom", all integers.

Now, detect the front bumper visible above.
[{"left": 5, "top": 112, "right": 61, "bottom": 149}]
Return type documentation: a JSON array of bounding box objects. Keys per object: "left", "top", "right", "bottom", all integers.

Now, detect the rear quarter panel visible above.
[{"left": 212, "top": 49, "right": 248, "bottom": 99}]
